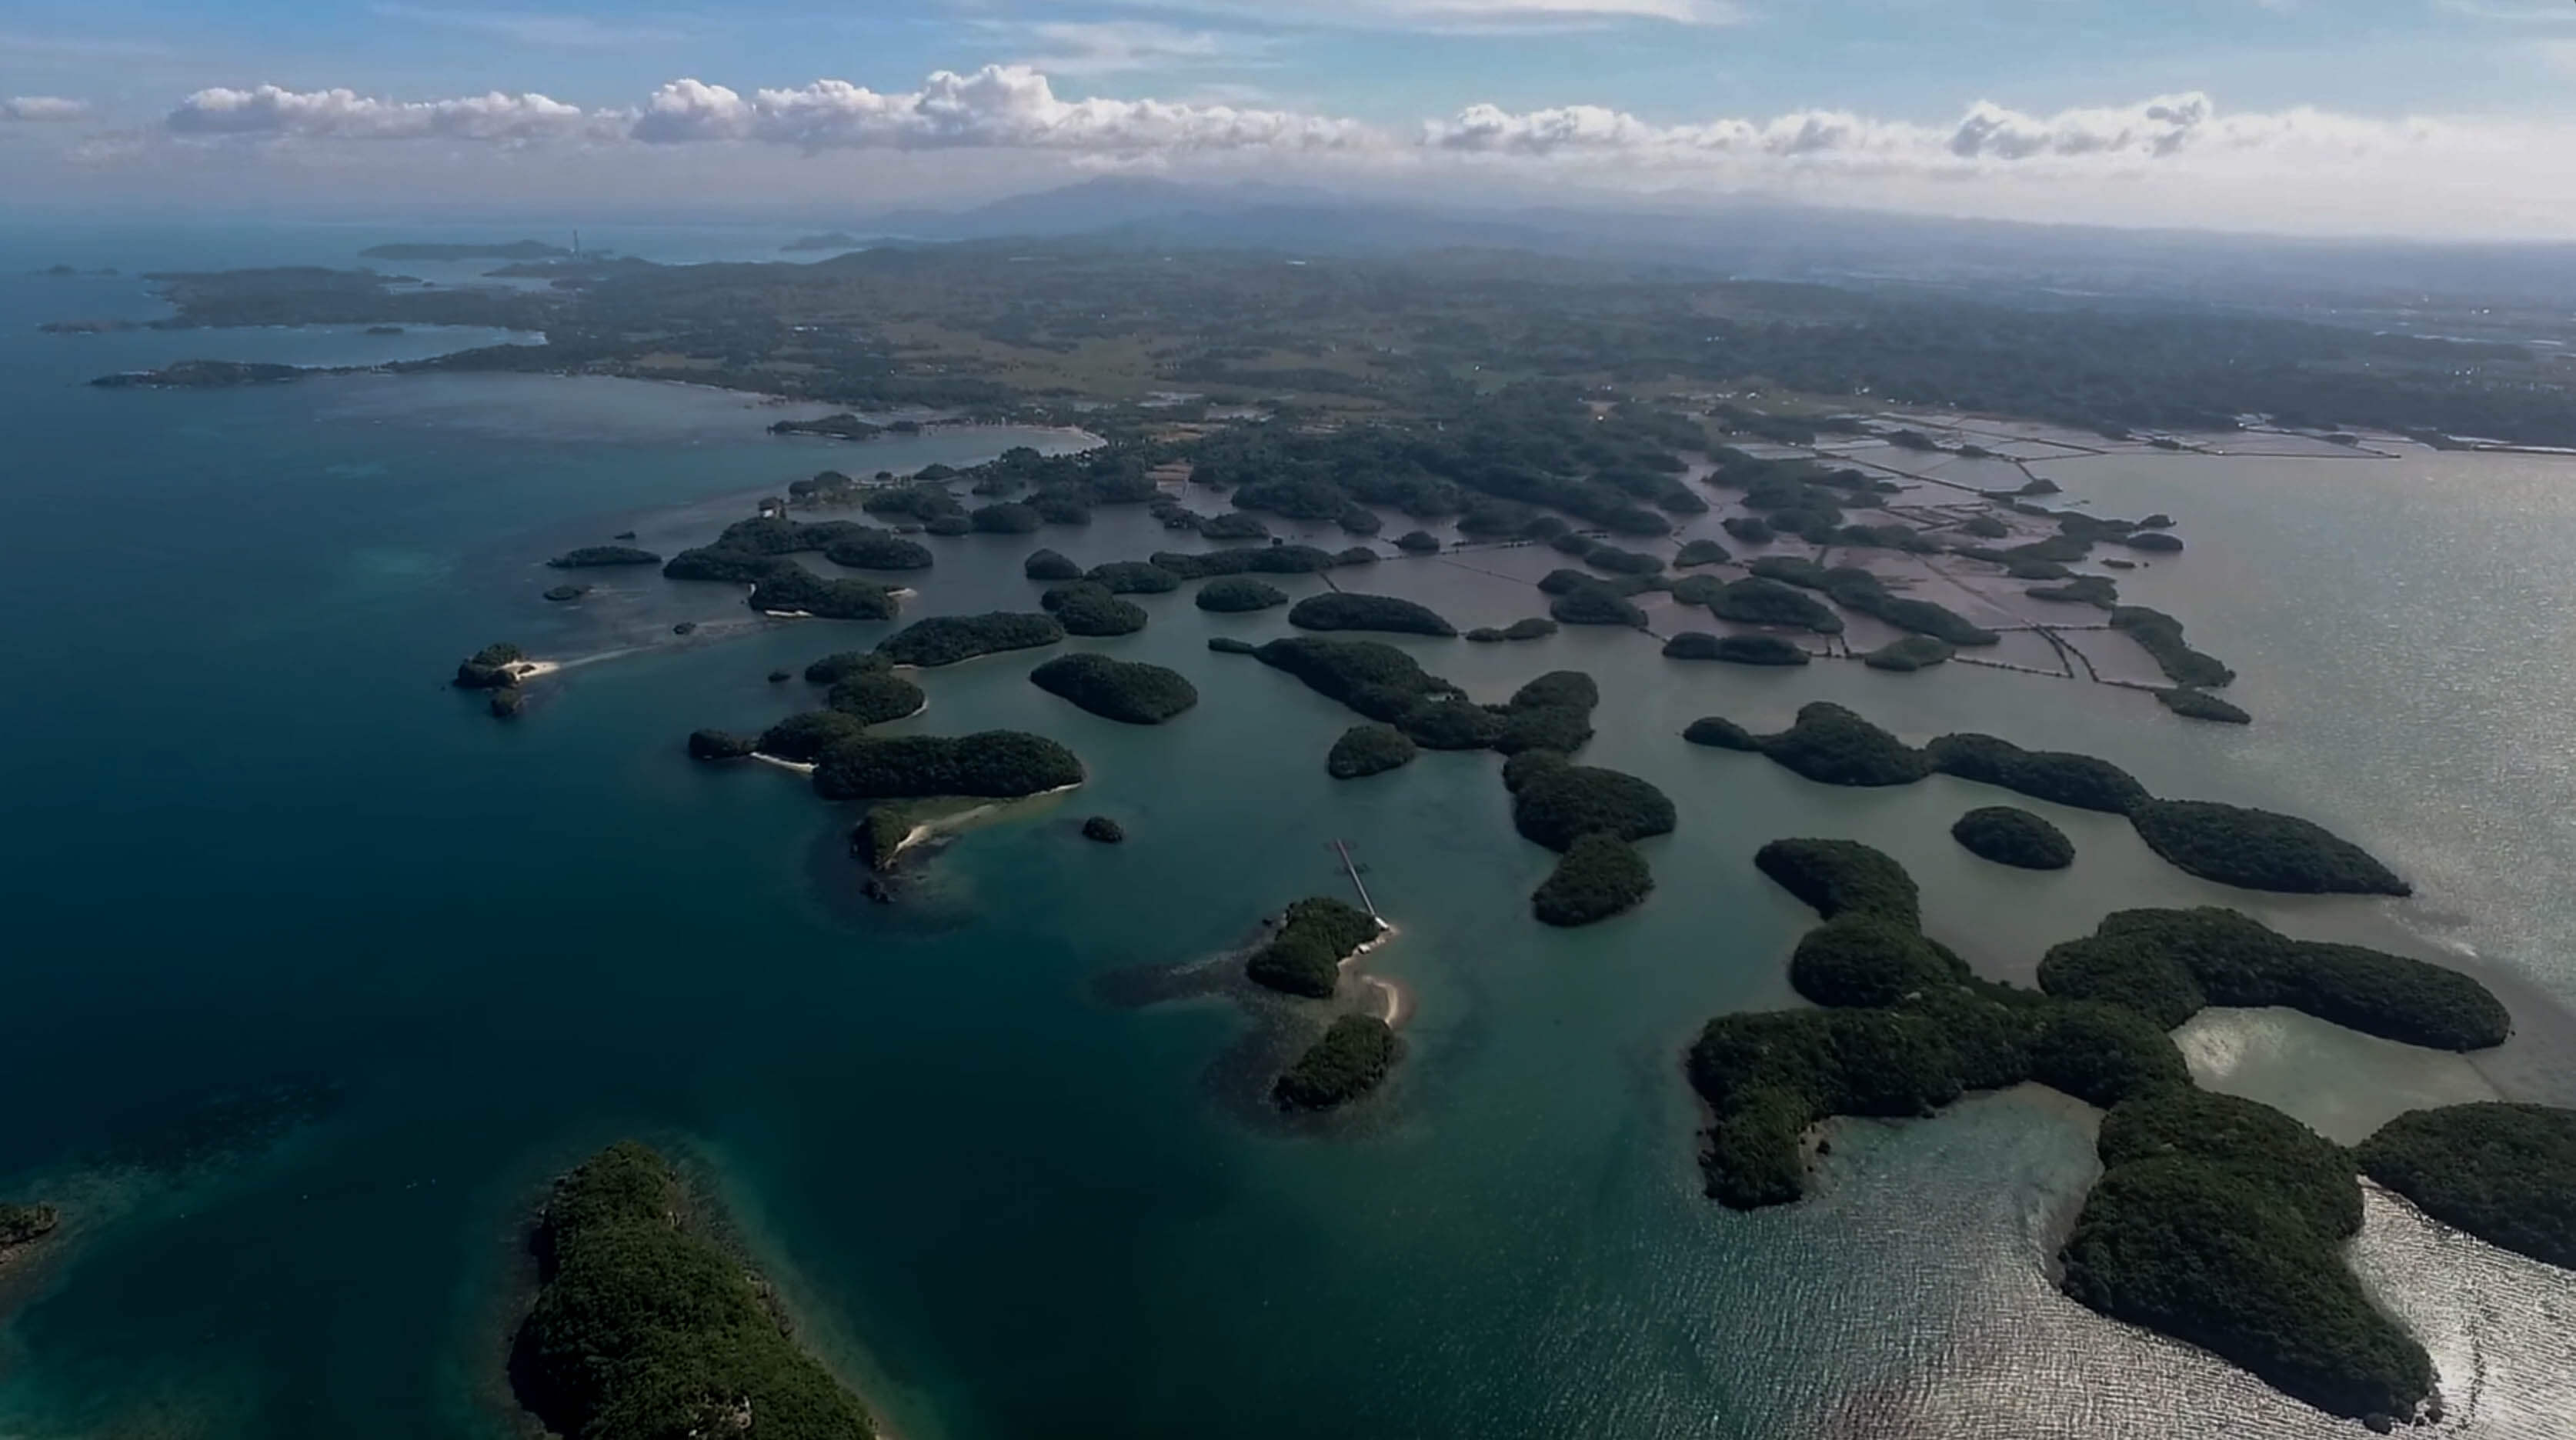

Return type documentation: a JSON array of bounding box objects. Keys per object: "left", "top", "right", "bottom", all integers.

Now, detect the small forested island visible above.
[
  {"left": 508, "top": 1142, "right": 876, "bottom": 1440},
  {"left": 1547, "top": 586, "right": 1648, "bottom": 628},
  {"left": 688, "top": 728, "right": 758, "bottom": 762},
  {"left": 756, "top": 710, "right": 871, "bottom": 763},
  {"left": 1531, "top": 831, "right": 1654, "bottom": 926},
  {"left": 1663, "top": 632, "right": 1808, "bottom": 666},
  {"left": 826, "top": 671, "right": 926, "bottom": 725},
  {"left": 811, "top": 731, "right": 1082, "bottom": 801},
  {"left": 1081, "top": 815, "right": 1126, "bottom": 845},
  {"left": 1862, "top": 636, "right": 1955, "bottom": 672},
  {"left": 546, "top": 545, "right": 660, "bottom": 568},
  {"left": 1083, "top": 561, "right": 1182, "bottom": 595},
  {"left": 542, "top": 585, "right": 586, "bottom": 603},
  {"left": 1039, "top": 583, "right": 1146, "bottom": 638},
  {"left": 1509, "top": 758, "right": 1676, "bottom": 852},
  {"left": 452, "top": 641, "right": 539, "bottom": 691},
  {"left": 1244, "top": 897, "right": 1386, "bottom": 999},
  {"left": 1287, "top": 592, "right": 1457, "bottom": 638},
  {"left": 1327, "top": 723, "right": 1418, "bottom": 780},
  {"left": 2159, "top": 688, "right": 2253, "bottom": 725},
  {"left": 772, "top": 413, "right": 883, "bottom": 440},
  {"left": 1703, "top": 577, "right": 1844, "bottom": 633},
  {"left": 1950, "top": 806, "right": 2074, "bottom": 870},
  {"left": 2355, "top": 1103, "right": 2576, "bottom": 1268},
  {"left": 1029, "top": 652, "right": 1199, "bottom": 725},
  {"left": 749, "top": 565, "right": 898, "bottom": 621},
  {"left": 1692, "top": 838, "right": 2443, "bottom": 1422},
  {"left": 822, "top": 530, "right": 934, "bottom": 572},
  {"left": 1195, "top": 577, "right": 1288, "bottom": 613},
  {"left": 2038, "top": 908, "right": 2508, "bottom": 1049},
  {"left": 876, "top": 612, "right": 1064, "bottom": 667},
  {"left": 1023, "top": 548, "right": 1082, "bottom": 582},
  {"left": 1465, "top": 618, "right": 1557, "bottom": 643},
  {"left": 1273, "top": 1015, "right": 1398, "bottom": 1111},
  {"left": 362, "top": 240, "right": 566, "bottom": 260},
  {"left": 1687, "top": 702, "right": 2408, "bottom": 896}
]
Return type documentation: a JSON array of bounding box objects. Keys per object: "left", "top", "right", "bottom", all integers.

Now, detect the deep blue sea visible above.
[{"left": 0, "top": 220, "right": 2571, "bottom": 1439}]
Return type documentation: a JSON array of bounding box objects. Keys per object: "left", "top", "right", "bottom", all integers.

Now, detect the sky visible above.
[{"left": 2, "top": 0, "right": 2574, "bottom": 238}]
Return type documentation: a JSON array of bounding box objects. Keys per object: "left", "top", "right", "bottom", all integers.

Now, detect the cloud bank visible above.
[{"left": 2, "top": 95, "right": 90, "bottom": 122}]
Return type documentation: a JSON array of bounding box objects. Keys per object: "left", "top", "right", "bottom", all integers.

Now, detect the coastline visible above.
[{"left": 887, "top": 781, "right": 1083, "bottom": 864}]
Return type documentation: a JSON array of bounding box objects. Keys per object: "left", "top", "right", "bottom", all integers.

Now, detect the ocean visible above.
[{"left": 0, "top": 221, "right": 2570, "bottom": 1440}]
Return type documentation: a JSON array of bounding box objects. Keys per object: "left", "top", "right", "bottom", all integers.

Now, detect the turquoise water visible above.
[{"left": 1, "top": 226, "right": 2572, "bottom": 1439}]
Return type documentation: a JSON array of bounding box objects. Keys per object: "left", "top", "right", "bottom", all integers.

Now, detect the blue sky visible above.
[{"left": 5, "top": 1, "right": 2574, "bottom": 235}]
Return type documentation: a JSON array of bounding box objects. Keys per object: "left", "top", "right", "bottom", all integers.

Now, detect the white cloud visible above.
[
  {"left": 1423, "top": 92, "right": 2431, "bottom": 173},
  {"left": 165, "top": 84, "right": 618, "bottom": 142},
  {"left": 370, "top": 4, "right": 688, "bottom": 48},
  {"left": 1140, "top": 0, "right": 1744, "bottom": 30},
  {"left": 2, "top": 95, "right": 90, "bottom": 122},
  {"left": 999, "top": 21, "right": 1256, "bottom": 78},
  {"left": 631, "top": 65, "right": 1375, "bottom": 152}
]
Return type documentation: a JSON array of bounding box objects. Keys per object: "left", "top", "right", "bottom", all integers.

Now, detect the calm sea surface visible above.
[{"left": 0, "top": 222, "right": 2570, "bottom": 1439}]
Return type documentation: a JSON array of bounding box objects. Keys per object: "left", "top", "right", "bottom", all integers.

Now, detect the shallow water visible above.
[{"left": 0, "top": 225, "right": 2572, "bottom": 1439}]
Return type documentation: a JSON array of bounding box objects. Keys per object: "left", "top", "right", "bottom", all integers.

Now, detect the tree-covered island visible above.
[
  {"left": 1273, "top": 1015, "right": 1399, "bottom": 1111},
  {"left": 1244, "top": 897, "right": 1386, "bottom": 1000},
  {"left": 1028, "top": 652, "right": 1199, "bottom": 725}
]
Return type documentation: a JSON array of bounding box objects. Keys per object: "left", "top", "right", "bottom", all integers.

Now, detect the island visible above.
[
  {"left": 748, "top": 565, "right": 899, "bottom": 622},
  {"left": 782, "top": 232, "right": 865, "bottom": 252},
  {"left": 1547, "top": 587, "right": 1648, "bottom": 628},
  {"left": 1273, "top": 1015, "right": 1399, "bottom": 1111},
  {"left": 1287, "top": 592, "right": 1457, "bottom": 638},
  {"left": 970, "top": 502, "right": 1043, "bottom": 535},
  {"left": 811, "top": 731, "right": 1083, "bottom": 800},
  {"left": 2355, "top": 1103, "right": 2576, "bottom": 1269},
  {"left": 1082, "top": 815, "right": 1126, "bottom": 845},
  {"left": 1083, "top": 561, "right": 1182, "bottom": 595},
  {"left": 452, "top": 641, "right": 539, "bottom": 690},
  {"left": 2127, "top": 798, "right": 2411, "bottom": 896},
  {"left": 822, "top": 530, "right": 934, "bottom": 571},
  {"left": 2037, "top": 908, "right": 2507, "bottom": 1048},
  {"left": 875, "top": 612, "right": 1065, "bottom": 667},
  {"left": 687, "top": 728, "right": 758, "bottom": 762},
  {"left": 1690, "top": 838, "right": 2438, "bottom": 1422},
  {"left": 1039, "top": 583, "right": 1146, "bottom": 638},
  {"left": 1687, "top": 702, "right": 1927, "bottom": 787},
  {"left": 1663, "top": 632, "right": 1807, "bottom": 666},
  {"left": 1195, "top": 577, "right": 1288, "bottom": 613},
  {"left": 1465, "top": 618, "right": 1558, "bottom": 643},
  {"left": 1531, "top": 832, "right": 1653, "bottom": 926},
  {"left": 1394, "top": 531, "right": 1441, "bottom": 554},
  {"left": 1244, "top": 896, "right": 1385, "bottom": 999},
  {"left": 1703, "top": 577, "right": 1844, "bottom": 634},
  {"left": 1675, "top": 538, "right": 1731, "bottom": 568},
  {"left": 1024, "top": 548, "right": 1083, "bottom": 582},
  {"left": 755, "top": 710, "right": 871, "bottom": 763},
  {"left": 546, "top": 545, "right": 660, "bottom": 568},
  {"left": 2158, "top": 688, "right": 2252, "bottom": 725},
  {"left": 826, "top": 671, "right": 927, "bottom": 725},
  {"left": 1950, "top": 806, "right": 2074, "bottom": 870},
  {"left": 0, "top": 1202, "right": 58, "bottom": 1252},
  {"left": 92, "top": 359, "right": 306, "bottom": 388},
  {"left": 1862, "top": 636, "right": 1954, "bottom": 672},
  {"left": 1327, "top": 723, "right": 1418, "bottom": 780},
  {"left": 1028, "top": 653, "right": 1199, "bottom": 725},
  {"left": 508, "top": 1142, "right": 876, "bottom": 1440},
  {"left": 1510, "top": 761, "right": 1675, "bottom": 852},
  {"left": 542, "top": 585, "right": 586, "bottom": 602}
]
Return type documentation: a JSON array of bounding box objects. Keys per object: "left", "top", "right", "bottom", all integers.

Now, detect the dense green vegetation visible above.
[
  {"left": 826, "top": 672, "right": 926, "bottom": 725},
  {"left": 2159, "top": 688, "right": 2252, "bottom": 724},
  {"left": 1547, "top": 587, "right": 1648, "bottom": 628},
  {"left": 1690, "top": 839, "right": 2431, "bottom": 1418},
  {"left": 687, "top": 728, "right": 756, "bottom": 762},
  {"left": 1532, "top": 832, "right": 1654, "bottom": 926},
  {"left": 1394, "top": 530, "right": 1441, "bottom": 554},
  {"left": 2064, "top": 1092, "right": 2430, "bottom": 1421},
  {"left": 1862, "top": 636, "right": 1955, "bottom": 672},
  {"left": 822, "top": 530, "right": 935, "bottom": 571},
  {"left": 1465, "top": 617, "right": 1558, "bottom": 642},
  {"left": 1207, "top": 636, "right": 1257, "bottom": 655},
  {"left": 1753, "top": 838, "right": 1922, "bottom": 926},
  {"left": 1951, "top": 806, "right": 2074, "bottom": 870},
  {"left": 748, "top": 565, "right": 899, "bottom": 621},
  {"left": 1721, "top": 702, "right": 1930, "bottom": 787},
  {"left": 1252, "top": 636, "right": 1459, "bottom": 722},
  {"left": 1273, "top": 1015, "right": 1398, "bottom": 1111},
  {"left": 1244, "top": 897, "right": 1383, "bottom": 999},
  {"left": 452, "top": 642, "right": 526, "bottom": 690},
  {"left": 1923, "top": 732, "right": 2150, "bottom": 814},
  {"left": 811, "top": 731, "right": 1083, "bottom": 800},
  {"left": 803, "top": 651, "right": 888, "bottom": 685},
  {"left": 1023, "top": 548, "right": 1082, "bottom": 581},
  {"left": 2128, "top": 798, "right": 2410, "bottom": 895},
  {"left": 875, "top": 612, "right": 1065, "bottom": 667},
  {"left": 1084, "top": 561, "right": 1182, "bottom": 595},
  {"left": 1287, "top": 592, "right": 1457, "bottom": 637},
  {"left": 2027, "top": 575, "right": 2117, "bottom": 608},
  {"left": 1669, "top": 632, "right": 1810, "bottom": 665},
  {"left": 756, "top": 710, "right": 871, "bottom": 763},
  {"left": 548, "top": 545, "right": 660, "bottom": 568},
  {"left": 1150, "top": 545, "right": 1344, "bottom": 578},
  {"left": 1327, "top": 723, "right": 1419, "bottom": 780},
  {"left": 2111, "top": 606, "right": 2235, "bottom": 688},
  {"left": 1510, "top": 763, "right": 1676, "bottom": 852},
  {"left": 2038, "top": 908, "right": 2507, "bottom": 1048},
  {"left": 664, "top": 545, "right": 786, "bottom": 585},
  {"left": 543, "top": 585, "right": 587, "bottom": 602},
  {"left": 1039, "top": 582, "right": 1147, "bottom": 637},
  {"left": 1704, "top": 577, "right": 1843, "bottom": 633},
  {"left": 1029, "top": 652, "right": 1199, "bottom": 725},
  {"left": 1081, "top": 815, "right": 1126, "bottom": 844},
  {"left": 846, "top": 806, "right": 914, "bottom": 872},
  {"left": 1195, "top": 577, "right": 1287, "bottom": 612},
  {"left": 508, "top": 1142, "right": 876, "bottom": 1440},
  {"left": 2356, "top": 1103, "right": 2576, "bottom": 1269},
  {"left": 1674, "top": 538, "right": 1731, "bottom": 568}
]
